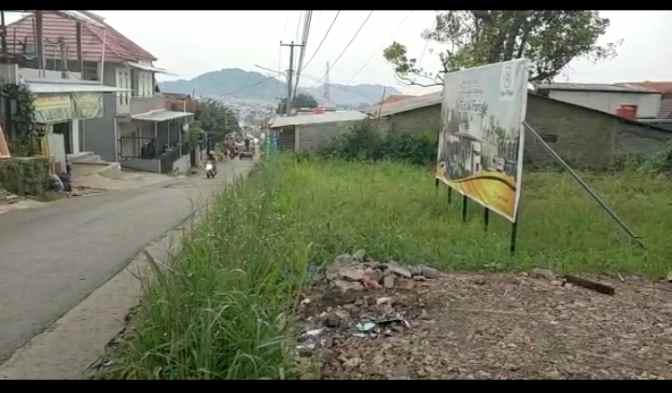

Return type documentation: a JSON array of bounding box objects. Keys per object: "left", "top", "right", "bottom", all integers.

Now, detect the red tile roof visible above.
[
  {"left": 6, "top": 11, "right": 156, "bottom": 63},
  {"left": 620, "top": 81, "right": 672, "bottom": 94}
]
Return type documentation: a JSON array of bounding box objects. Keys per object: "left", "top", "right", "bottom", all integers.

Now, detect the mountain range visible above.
[{"left": 158, "top": 68, "right": 401, "bottom": 108}]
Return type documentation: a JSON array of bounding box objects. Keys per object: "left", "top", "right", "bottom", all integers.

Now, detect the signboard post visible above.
[{"left": 436, "top": 59, "right": 529, "bottom": 252}]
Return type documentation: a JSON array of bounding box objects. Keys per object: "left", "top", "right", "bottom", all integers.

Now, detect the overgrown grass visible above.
[{"left": 104, "top": 155, "right": 672, "bottom": 379}]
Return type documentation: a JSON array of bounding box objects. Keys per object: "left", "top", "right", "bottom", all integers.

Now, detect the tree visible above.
[
  {"left": 193, "top": 98, "right": 240, "bottom": 141},
  {"left": 276, "top": 93, "right": 319, "bottom": 114},
  {"left": 384, "top": 11, "right": 619, "bottom": 86}
]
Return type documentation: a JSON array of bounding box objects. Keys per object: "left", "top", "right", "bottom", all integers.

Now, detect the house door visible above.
[{"left": 53, "top": 122, "right": 72, "bottom": 154}]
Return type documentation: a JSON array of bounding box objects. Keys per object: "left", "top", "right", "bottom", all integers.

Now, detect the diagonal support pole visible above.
[{"left": 523, "top": 121, "right": 644, "bottom": 249}]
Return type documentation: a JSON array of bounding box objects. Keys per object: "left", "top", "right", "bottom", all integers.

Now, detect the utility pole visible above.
[
  {"left": 324, "top": 61, "right": 330, "bottom": 105},
  {"left": 280, "top": 41, "right": 303, "bottom": 115}
]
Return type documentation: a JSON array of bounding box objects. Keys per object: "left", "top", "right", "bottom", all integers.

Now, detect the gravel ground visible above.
[{"left": 295, "top": 260, "right": 672, "bottom": 380}]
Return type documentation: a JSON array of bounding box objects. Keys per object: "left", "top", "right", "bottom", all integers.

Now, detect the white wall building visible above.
[{"left": 536, "top": 83, "right": 662, "bottom": 120}]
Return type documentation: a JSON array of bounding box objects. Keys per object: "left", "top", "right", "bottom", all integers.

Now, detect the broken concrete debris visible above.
[
  {"left": 323, "top": 252, "right": 440, "bottom": 293},
  {"left": 530, "top": 268, "right": 556, "bottom": 281}
]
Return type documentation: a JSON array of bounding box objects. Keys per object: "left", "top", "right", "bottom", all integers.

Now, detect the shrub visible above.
[{"left": 320, "top": 123, "right": 437, "bottom": 166}]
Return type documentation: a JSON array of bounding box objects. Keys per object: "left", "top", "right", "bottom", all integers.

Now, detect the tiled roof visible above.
[
  {"left": 367, "top": 91, "right": 443, "bottom": 117},
  {"left": 617, "top": 81, "right": 672, "bottom": 95},
  {"left": 6, "top": 11, "right": 156, "bottom": 63},
  {"left": 536, "top": 82, "right": 659, "bottom": 94}
]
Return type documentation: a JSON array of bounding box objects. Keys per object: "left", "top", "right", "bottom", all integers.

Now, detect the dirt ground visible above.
[{"left": 295, "top": 258, "right": 672, "bottom": 380}]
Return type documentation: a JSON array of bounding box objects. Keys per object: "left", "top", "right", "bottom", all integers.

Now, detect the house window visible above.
[
  {"left": 83, "top": 61, "right": 99, "bottom": 81},
  {"left": 541, "top": 134, "right": 558, "bottom": 143}
]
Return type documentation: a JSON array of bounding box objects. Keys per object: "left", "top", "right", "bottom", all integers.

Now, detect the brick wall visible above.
[
  {"left": 377, "top": 95, "right": 672, "bottom": 170},
  {"left": 525, "top": 94, "right": 672, "bottom": 169}
]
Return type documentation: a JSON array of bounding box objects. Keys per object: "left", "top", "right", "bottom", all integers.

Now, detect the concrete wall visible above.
[
  {"left": 82, "top": 62, "right": 120, "bottom": 162},
  {"left": 120, "top": 158, "right": 161, "bottom": 173},
  {"left": 172, "top": 154, "right": 191, "bottom": 174},
  {"left": 83, "top": 94, "right": 116, "bottom": 161},
  {"left": 548, "top": 90, "right": 662, "bottom": 119},
  {"left": 376, "top": 105, "right": 443, "bottom": 137},
  {"left": 295, "top": 120, "right": 364, "bottom": 152}
]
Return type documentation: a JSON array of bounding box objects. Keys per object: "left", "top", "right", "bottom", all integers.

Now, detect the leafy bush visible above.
[{"left": 320, "top": 123, "right": 437, "bottom": 166}]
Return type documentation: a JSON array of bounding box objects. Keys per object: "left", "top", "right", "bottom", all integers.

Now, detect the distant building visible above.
[
  {"left": 268, "top": 111, "right": 367, "bottom": 152},
  {"left": 616, "top": 81, "right": 672, "bottom": 130},
  {"left": 534, "top": 82, "right": 662, "bottom": 120}
]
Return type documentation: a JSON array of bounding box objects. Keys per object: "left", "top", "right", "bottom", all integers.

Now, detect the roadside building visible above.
[
  {"left": 269, "top": 110, "right": 367, "bottom": 152},
  {"left": 366, "top": 90, "right": 672, "bottom": 170}
]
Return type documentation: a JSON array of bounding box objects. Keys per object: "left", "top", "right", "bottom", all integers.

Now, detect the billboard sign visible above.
[{"left": 436, "top": 59, "right": 529, "bottom": 222}]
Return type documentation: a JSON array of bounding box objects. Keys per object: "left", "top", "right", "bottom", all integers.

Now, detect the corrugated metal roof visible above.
[
  {"left": 127, "top": 61, "right": 169, "bottom": 74},
  {"left": 536, "top": 82, "right": 659, "bottom": 94},
  {"left": 26, "top": 81, "right": 128, "bottom": 93},
  {"left": 270, "top": 111, "right": 367, "bottom": 128},
  {"left": 132, "top": 110, "right": 194, "bottom": 122},
  {"left": 6, "top": 11, "right": 156, "bottom": 63},
  {"left": 367, "top": 91, "right": 442, "bottom": 117}
]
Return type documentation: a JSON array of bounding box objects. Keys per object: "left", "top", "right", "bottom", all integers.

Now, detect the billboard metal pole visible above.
[
  {"left": 523, "top": 121, "right": 644, "bottom": 249},
  {"left": 484, "top": 208, "right": 489, "bottom": 232},
  {"left": 462, "top": 195, "right": 468, "bottom": 222}
]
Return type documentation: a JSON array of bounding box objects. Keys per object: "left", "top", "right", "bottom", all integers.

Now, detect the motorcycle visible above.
[{"left": 205, "top": 161, "right": 217, "bottom": 178}]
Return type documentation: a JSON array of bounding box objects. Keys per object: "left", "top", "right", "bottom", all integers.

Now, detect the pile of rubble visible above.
[
  {"left": 295, "top": 251, "right": 441, "bottom": 370},
  {"left": 0, "top": 186, "right": 20, "bottom": 205}
]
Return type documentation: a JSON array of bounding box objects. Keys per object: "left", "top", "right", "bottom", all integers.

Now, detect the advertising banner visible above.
[
  {"left": 33, "top": 95, "right": 73, "bottom": 124},
  {"left": 436, "top": 59, "right": 529, "bottom": 222},
  {"left": 72, "top": 93, "right": 103, "bottom": 120}
]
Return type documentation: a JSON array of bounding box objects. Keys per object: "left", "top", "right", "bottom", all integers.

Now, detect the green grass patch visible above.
[{"left": 103, "top": 155, "right": 672, "bottom": 379}]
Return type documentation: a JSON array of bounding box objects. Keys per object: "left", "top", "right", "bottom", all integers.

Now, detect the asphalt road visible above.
[{"left": 0, "top": 159, "right": 254, "bottom": 363}]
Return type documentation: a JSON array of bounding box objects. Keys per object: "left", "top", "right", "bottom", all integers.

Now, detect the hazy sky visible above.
[{"left": 6, "top": 11, "right": 672, "bottom": 95}]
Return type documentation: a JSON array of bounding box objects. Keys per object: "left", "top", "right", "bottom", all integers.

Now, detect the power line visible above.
[
  {"left": 317, "top": 11, "right": 374, "bottom": 84},
  {"left": 417, "top": 11, "right": 439, "bottom": 69},
  {"left": 300, "top": 11, "right": 340, "bottom": 74},
  {"left": 350, "top": 11, "right": 413, "bottom": 81},
  {"left": 295, "top": 11, "right": 302, "bottom": 43}
]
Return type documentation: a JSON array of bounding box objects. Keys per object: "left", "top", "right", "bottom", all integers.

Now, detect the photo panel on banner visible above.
[{"left": 436, "top": 59, "right": 529, "bottom": 222}]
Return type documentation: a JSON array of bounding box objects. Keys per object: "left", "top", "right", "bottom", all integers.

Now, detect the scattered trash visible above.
[
  {"left": 376, "top": 297, "right": 392, "bottom": 305},
  {"left": 303, "top": 328, "right": 324, "bottom": 337},
  {"left": 376, "top": 317, "right": 411, "bottom": 329},
  {"left": 301, "top": 298, "right": 311, "bottom": 305},
  {"left": 355, "top": 322, "right": 376, "bottom": 332}
]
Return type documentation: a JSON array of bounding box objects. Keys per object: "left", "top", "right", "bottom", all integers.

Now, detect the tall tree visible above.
[
  {"left": 276, "top": 93, "right": 319, "bottom": 114},
  {"left": 193, "top": 98, "right": 240, "bottom": 141},
  {"left": 384, "top": 11, "right": 619, "bottom": 86}
]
